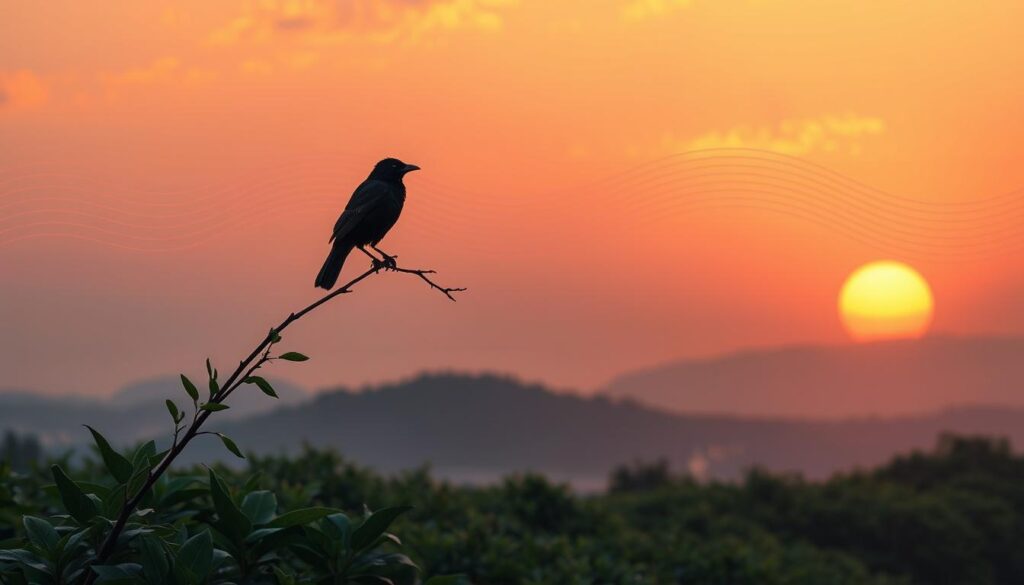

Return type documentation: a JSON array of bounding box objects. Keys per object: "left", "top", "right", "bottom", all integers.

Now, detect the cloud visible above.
[
  {"left": 103, "top": 57, "right": 216, "bottom": 87},
  {"left": 0, "top": 70, "right": 49, "bottom": 112},
  {"left": 621, "top": 0, "right": 693, "bottom": 21},
  {"left": 209, "top": 0, "right": 516, "bottom": 46},
  {"left": 665, "top": 114, "right": 887, "bottom": 156}
]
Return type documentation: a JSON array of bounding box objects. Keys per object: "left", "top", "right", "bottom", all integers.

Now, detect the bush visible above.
[{"left": 7, "top": 434, "right": 1024, "bottom": 583}]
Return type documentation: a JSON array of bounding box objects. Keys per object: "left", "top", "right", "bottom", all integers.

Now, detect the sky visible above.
[{"left": 3, "top": 0, "right": 1024, "bottom": 396}]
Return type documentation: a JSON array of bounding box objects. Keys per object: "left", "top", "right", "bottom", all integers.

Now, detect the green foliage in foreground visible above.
[
  {"left": 3, "top": 434, "right": 1024, "bottom": 584},
  {"left": 0, "top": 433, "right": 454, "bottom": 585}
]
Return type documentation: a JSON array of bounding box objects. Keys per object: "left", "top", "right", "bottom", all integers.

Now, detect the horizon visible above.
[{"left": 4, "top": 330, "right": 1018, "bottom": 399}]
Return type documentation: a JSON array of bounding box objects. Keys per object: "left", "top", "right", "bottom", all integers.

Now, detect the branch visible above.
[
  {"left": 85, "top": 259, "right": 463, "bottom": 581},
  {"left": 391, "top": 266, "right": 467, "bottom": 302}
]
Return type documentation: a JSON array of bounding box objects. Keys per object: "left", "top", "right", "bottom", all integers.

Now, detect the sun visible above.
[{"left": 839, "top": 261, "right": 934, "bottom": 342}]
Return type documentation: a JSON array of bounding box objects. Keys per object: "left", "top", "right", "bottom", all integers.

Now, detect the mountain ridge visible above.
[
  {"left": 604, "top": 335, "right": 1024, "bottom": 418},
  {"left": 6, "top": 336, "right": 1024, "bottom": 484},
  {"left": 172, "top": 371, "right": 1024, "bottom": 484}
]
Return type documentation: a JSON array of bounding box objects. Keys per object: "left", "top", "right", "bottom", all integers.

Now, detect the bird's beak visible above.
[{"left": 403, "top": 164, "right": 421, "bottom": 173}]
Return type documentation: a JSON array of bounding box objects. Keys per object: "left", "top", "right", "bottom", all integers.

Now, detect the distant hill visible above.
[
  {"left": 174, "top": 372, "right": 1024, "bottom": 486},
  {"left": 604, "top": 336, "right": 1024, "bottom": 418},
  {"left": 9, "top": 370, "right": 1024, "bottom": 486},
  {"left": 0, "top": 375, "right": 307, "bottom": 447}
]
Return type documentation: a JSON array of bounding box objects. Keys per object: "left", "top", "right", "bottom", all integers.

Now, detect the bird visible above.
[{"left": 314, "top": 157, "right": 420, "bottom": 290}]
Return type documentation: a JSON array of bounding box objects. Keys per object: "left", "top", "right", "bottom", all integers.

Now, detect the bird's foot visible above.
[
  {"left": 379, "top": 252, "right": 398, "bottom": 270},
  {"left": 371, "top": 254, "right": 398, "bottom": 271}
]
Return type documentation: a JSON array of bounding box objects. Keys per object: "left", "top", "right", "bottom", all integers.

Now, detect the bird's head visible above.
[{"left": 369, "top": 158, "right": 420, "bottom": 182}]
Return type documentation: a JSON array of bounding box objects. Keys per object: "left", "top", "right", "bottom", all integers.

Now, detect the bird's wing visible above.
[
  {"left": 329, "top": 180, "right": 389, "bottom": 243},
  {"left": 345, "top": 179, "right": 389, "bottom": 210}
]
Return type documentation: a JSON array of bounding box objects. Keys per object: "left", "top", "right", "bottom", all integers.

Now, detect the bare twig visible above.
[
  {"left": 392, "top": 266, "right": 467, "bottom": 302},
  {"left": 84, "top": 260, "right": 463, "bottom": 582}
]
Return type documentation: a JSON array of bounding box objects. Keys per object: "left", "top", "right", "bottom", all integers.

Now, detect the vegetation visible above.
[
  {"left": 0, "top": 432, "right": 41, "bottom": 473},
  {"left": 2, "top": 433, "right": 1023, "bottom": 584}
]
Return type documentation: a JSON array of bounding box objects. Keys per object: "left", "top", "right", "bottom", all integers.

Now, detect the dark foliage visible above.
[
  {"left": 3, "top": 434, "right": 1023, "bottom": 583},
  {"left": 0, "top": 431, "right": 41, "bottom": 472}
]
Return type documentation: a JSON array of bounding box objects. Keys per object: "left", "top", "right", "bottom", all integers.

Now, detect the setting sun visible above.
[{"left": 839, "top": 261, "right": 934, "bottom": 342}]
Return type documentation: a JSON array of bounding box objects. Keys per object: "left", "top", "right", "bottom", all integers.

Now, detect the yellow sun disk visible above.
[{"left": 839, "top": 261, "right": 934, "bottom": 341}]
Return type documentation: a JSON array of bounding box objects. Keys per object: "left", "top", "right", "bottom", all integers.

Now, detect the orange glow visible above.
[
  {"left": 2, "top": 1, "right": 1024, "bottom": 395},
  {"left": 839, "top": 262, "right": 934, "bottom": 341}
]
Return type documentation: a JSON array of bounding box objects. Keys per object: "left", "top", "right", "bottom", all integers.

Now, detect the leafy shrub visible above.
[{"left": 6, "top": 435, "right": 1024, "bottom": 583}]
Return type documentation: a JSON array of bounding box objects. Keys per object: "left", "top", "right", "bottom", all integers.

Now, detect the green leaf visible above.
[
  {"left": 351, "top": 507, "right": 412, "bottom": 553},
  {"left": 272, "top": 566, "right": 296, "bottom": 585},
  {"left": 208, "top": 469, "right": 251, "bottom": 542},
  {"left": 51, "top": 465, "right": 98, "bottom": 524},
  {"left": 126, "top": 464, "right": 151, "bottom": 501},
  {"left": 373, "top": 533, "right": 402, "bottom": 549},
  {"left": 200, "top": 402, "right": 229, "bottom": 412},
  {"left": 322, "top": 513, "right": 351, "bottom": 552},
  {"left": 269, "top": 329, "right": 282, "bottom": 343},
  {"left": 349, "top": 552, "right": 419, "bottom": 578},
  {"left": 289, "top": 543, "right": 324, "bottom": 566},
  {"left": 215, "top": 433, "right": 244, "bottom": 459},
  {"left": 160, "top": 488, "right": 208, "bottom": 509},
  {"left": 92, "top": 563, "right": 142, "bottom": 584},
  {"left": 40, "top": 480, "right": 107, "bottom": 501},
  {"left": 138, "top": 537, "right": 169, "bottom": 585},
  {"left": 0, "top": 549, "right": 50, "bottom": 572},
  {"left": 131, "top": 441, "right": 157, "bottom": 469},
  {"left": 208, "top": 377, "right": 220, "bottom": 399},
  {"left": 249, "top": 526, "right": 304, "bottom": 559},
  {"left": 205, "top": 358, "right": 214, "bottom": 379},
  {"left": 165, "top": 399, "right": 181, "bottom": 424},
  {"left": 266, "top": 507, "right": 341, "bottom": 529},
  {"left": 176, "top": 530, "right": 213, "bottom": 583},
  {"left": 149, "top": 448, "right": 169, "bottom": 469},
  {"left": 58, "top": 529, "right": 90, "bottom": 567},
  {"left": 103, "top": 484, "right": 127, "bottom": 520},
  {"left": 244, "top": 376, "right": 278, "bottom": 398},
  {"left": 278, "top": 352, "right": 309, "bottom": 362},
  {"left": 23, "top": 516, "right": 59, "bottom": 553},
  {"left": 84, "top": 425, "right": 133, "bottom": 483},
  {"left": 241, "top": 491, "right": 277, "bottom": 525},
  {"left": 243, "top": 472, "right": 263, "bottom": 492},
  {"left": 180, "top": 374, "right": 199, "bottom": 402}
]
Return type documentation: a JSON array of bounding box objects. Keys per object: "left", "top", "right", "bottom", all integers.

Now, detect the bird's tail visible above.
[{"left": 314, "top": 241, "right": 354, "bottom": 290}]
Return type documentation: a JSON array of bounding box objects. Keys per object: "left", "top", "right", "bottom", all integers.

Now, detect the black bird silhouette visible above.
[{"left": 314, "top": 158, "right": 420, "bottom": 290}]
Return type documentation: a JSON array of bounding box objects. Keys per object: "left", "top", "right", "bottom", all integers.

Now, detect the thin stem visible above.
[
  {"left": 169, "top": 425, "right": 181, "bottom": 452},
  {"left": 84, "top": 261, "right": 463, "bottom": 583}
]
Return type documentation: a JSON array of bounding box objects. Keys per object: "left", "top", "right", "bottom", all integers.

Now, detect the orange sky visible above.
[{"left": 3, "top": 0, "right": 1024, "bottom": 395}]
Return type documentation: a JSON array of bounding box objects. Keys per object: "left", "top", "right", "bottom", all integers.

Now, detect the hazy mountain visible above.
[
  {"left": 8, "top": 368, "right": 1024, "bottom": 487},
  {"left": 0, "top": 375, "right": 308, "bottom": 447},
  {"left": 604, "top": 335, "right": 1024, "bottom": 419},
  {"left": 174, "top": 372, "right": 1024, "bottom": 486}
]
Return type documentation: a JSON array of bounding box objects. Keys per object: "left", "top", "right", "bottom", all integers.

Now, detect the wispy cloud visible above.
[
  {"left": 621, "top": 0, "right": 693, "bottom": 21},
  {"left": 210, "top": 0, "right": 516, "bottom": 46},
  {"left": 663, "top": 114, "right": 887, "bottom": 156},
  {"left": 101, "top": 57, "right": 216, "bottom": 88}
]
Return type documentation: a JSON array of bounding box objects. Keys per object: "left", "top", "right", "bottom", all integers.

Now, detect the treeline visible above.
[
  {"left": 2, "top": 433, "right": 1022, "bottom": 583},
  {"left": 0, "top": 431, "right": 41, "bottom": 472}
]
